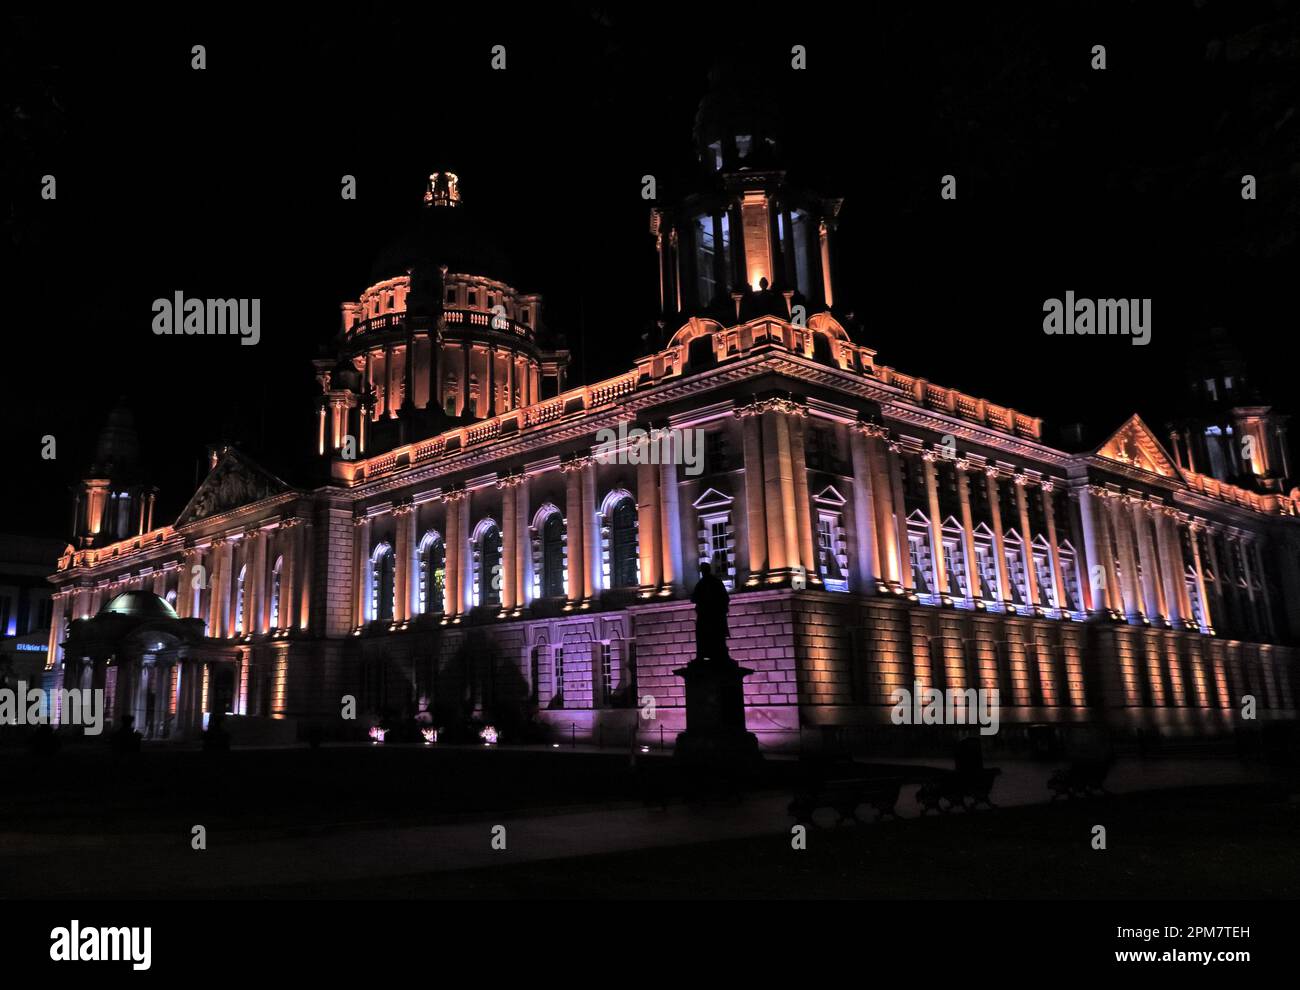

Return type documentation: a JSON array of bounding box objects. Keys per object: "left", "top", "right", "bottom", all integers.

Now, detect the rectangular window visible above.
[
  {"left": 696, "top": 215, "right": 717, "bottom": 303},
  {"left": 553, "top": 647, "right": 565, "bottom": 706},
  {"left": 1005, "top": 549, "right": 1027, "bottom": 605},
  {"left": 600, "top": 642, "right": 613, "bottom": 706},
  {"left": 942, "top": 539, "right": 966, "bottom": 598},
  {"left": 975, "top": 544, "right": 999, "bottom": 601},
  {"left": 817, "top": 513, "right": 848, "bottom": 591},
  {"left": 908, "top": 534, "right": 932, "bottom": 594}
]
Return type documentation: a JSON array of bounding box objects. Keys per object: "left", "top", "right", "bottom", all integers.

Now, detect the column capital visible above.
[
  {"left": 1012, "top": 472, "right": 1034, "bottom": 488},
  {"left": 393, "top": 499, "right": 415, "bottom": 516},
  {"left": 985, "top": 465, "right": 1003, "bottom": 480},
  {"left": 353, "top": 512, "right": 370, "bottom": 527},
  {"left": 752, "top": 395, "right": 805, "bottom": 416},
  {"left": 1039, "top": 480, "right": 1055, "bottom": 493},
  {"left": 443, "top": 485, "right": 470, "bottom": 503},
  {"left": 920, "top": 449, "right": 938, "bottom": 463},
  {"left": 496, "top": 471, "right": 526, "bottom": 489},
  {"left": 561, "top": 454, "right": 594, "bottom": 473},
  {"left": 852, "top": 420, "right": 889, "bottom": 440},
  {"left": 280, "top": 516, "right": 303, "bottom": 530}
]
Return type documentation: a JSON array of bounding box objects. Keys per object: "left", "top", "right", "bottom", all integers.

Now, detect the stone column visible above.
[
  {"left": 174, "top": 551, "right": 193, "bottom": 619},
  {"left": 1131, "top": 499, "right": 1165, "bottom": 623},
  {"left": 394, "top": 502, "right": 414, "bottom": 623},
  {"left": 353, "top": 515, "right": 371, "bottom": 628},
  {"left": 1154, "top": 507, "right": 1186, "bottom": 628},
  {"left": 500, "top": 477, "right": 518, "bottom": 613},
  {"left": 658, "top": 448, "right": 684, "bottom": 593},
  {"left": 582, "top": 459, "right": 600, "bottom": 601},
  {"left": 280, "top": 520, "right": 299, "bottom": 631},
  {"left": 818, "top": 218, "right": 834, "bottom": 307},
  {"left": 848, "top": 422, "right": 880, "bottom": 591},
  {"left": 212, "top": 537, "right": 231, "bottom": 638},
  {"left": 864, "top": 426, "right": 901, "bottom": 589},
  {"left": 458, "top": 488, "right": 473, "bottom": 614},
  {"left": 516, "top": 475, "right": 531, "bottom": 609},
  {"left": 890, "top": 444, "right": 913, "bottom": 591},
  {"left": 563, "top": 459, "right": 586, "bottom": 606},
  {"left": 636, "top": 450, "right": 663, "bottom": 593},
  {"left": 443, "top": 494, "right": 460, "bottom": 616},
  {"left": 984, "top": 468, "right": 1011, "bottom": 605},
  {"left": 228, "top": 538, "right": 244, "bottom": 636},
  {"left": 252, "top": 526, "right": 270, "bottom": 634},
  {"left": 1082, "top": 487, "right": 1118, "bottom": 613},
  {"left": 760, "top": 402, "right": 796, "bottom": 574},
  {"left": 1013, "top": 475, "right": 1041, "bottom": 609},
  {"left": 955, "top": 460, "right": 981, "bottom": 602},
  {"left": 1109, "top": 496, "right": 1142, "bottom": 621},
  {"left": 1040, "top": 482, "right": 1067, "bottom": 611},
  {"left": 1203, "top": 525, "right": 1228, "bottom": 635},
  {"left": 1188, "top": 520, "right": 1214, "bottom": 633},
  {"left": 786, "top": 406, "right": 818, "bottom": 584},
  {"left": 298, "top": 519, "right": 313, "bottom": 632},
  {"left": 922, "top": 451, "right": 949, "bottom": 598}
]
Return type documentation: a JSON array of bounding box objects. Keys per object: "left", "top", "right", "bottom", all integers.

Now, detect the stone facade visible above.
[{"left": 45, "top": 92, "right": 1300, "bottom": 749}]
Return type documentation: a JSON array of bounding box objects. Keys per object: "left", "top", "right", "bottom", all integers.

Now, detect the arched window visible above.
[
  {"left": 235, "top": 565, "right": 247, "bottom": 634},
  {"left": 418, "top": 532, "right": 445, "bottom": 615},
  {"left": 371, "top": 543, "right": 395, "bottom": 623},
  {"left": 474, "top": 521, "right": 502, "bottom": 608},
  {"left": 270, "top": 555, "right": 283, "bottom": 628},
  {"left": 541, "top": 511, "right": 566, "bottom": 598},
  {"left": 812, "top": 332, "right": 835, "bottom": 366},
  {"left": 608, "top": 495, "right": 639, "bottom": 589}
]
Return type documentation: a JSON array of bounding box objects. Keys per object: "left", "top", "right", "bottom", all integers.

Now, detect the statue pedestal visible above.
[{"left": 672, "top": 658, "right": 761, "bottom": 768}]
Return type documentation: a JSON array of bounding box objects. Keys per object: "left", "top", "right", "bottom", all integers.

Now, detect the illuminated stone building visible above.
[{"left": 46, "top": 82, "right": 1300, "bottom": 748}]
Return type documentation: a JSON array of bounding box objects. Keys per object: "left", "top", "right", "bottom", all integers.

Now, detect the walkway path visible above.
[{"left": 3, "top": 756, "right": 1288, "bottom": 897}]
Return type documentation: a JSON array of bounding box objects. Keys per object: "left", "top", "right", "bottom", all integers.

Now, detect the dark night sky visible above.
[{"left": 3, "top": 3, "right": 1296, "bottom": 540}]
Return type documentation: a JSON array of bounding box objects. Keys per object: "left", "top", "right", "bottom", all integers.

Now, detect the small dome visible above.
[{"left": 99, "top": 591, "right": 179, "bottom": 620}]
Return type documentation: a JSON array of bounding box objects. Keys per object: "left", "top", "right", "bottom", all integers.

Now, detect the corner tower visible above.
[
  {"left": 650, "top": 62, "right": 843, "bottom": 334},
  {"left": 70, "top": 404, "right": 157, "bottom": 549}
]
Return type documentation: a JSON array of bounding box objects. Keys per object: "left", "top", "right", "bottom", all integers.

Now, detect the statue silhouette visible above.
[{"left": 691, "top": 562, "right": 731, "bottom": 663}]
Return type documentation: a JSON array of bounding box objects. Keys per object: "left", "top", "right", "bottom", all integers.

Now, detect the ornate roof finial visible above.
[{"left": 423, "top": 171, "right": 461, "bottom": 208}]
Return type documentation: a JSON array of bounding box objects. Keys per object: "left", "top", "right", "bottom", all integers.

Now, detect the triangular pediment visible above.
[
  {"left": 1094, "top": 415, "right": 1180, "bottom": 479},
  {"left": 814, "top": 484, "right": 848, "bottom": 505},
  {"left": 175, "top": 449, "right": 292, "bottom": 527},
  {"left": 691, "top": 487, "right": 734, "bottom": 510}
]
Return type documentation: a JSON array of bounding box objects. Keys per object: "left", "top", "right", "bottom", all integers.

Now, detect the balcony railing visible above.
[{"left": 344, "top": 307, "right": 535, "bottom": 341}]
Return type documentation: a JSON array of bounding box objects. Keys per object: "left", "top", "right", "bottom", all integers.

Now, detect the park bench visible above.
[
  {"left": 788, "top": 765, "right": 903, "bottom": 825},
  {"left": 1046, "top": 755, "right": 1115, "bottom": 799},
  {"left": 915, "top": 766, "right": 1001, "bottom": 814}
]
